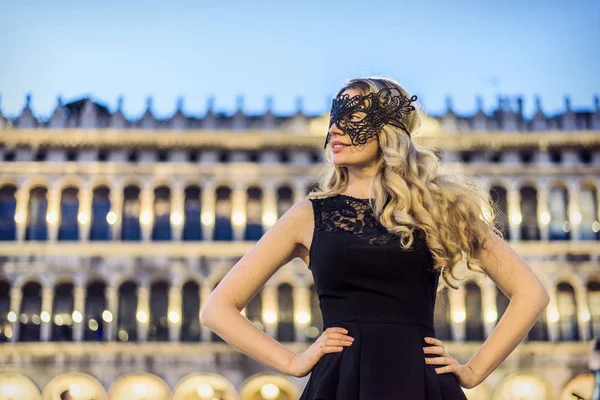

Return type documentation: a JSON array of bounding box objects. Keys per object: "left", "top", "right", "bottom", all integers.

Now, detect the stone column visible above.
[
  {"left": 449, "top": 285, "right": 466, "bottom": 342},
  {"left": 14, "top": 188, "right": 29, "bottom": 242},
  {"left": 137, "top": 285, "right": 150, "bottom": 342},
  {"left": 105, "top": 286, "right": 118, "bottom": 341},
  {"left": 40, "top": 287, "right": 53, "bottom": 341},
  {"left": 507, "top": 184, "right": 521, "bottom": 241},
  {"left": 170, "top": 184, "right": 184, "bottom": 241},
  {"left": 140, "top": 186, "right": 153, "bottom": 242},
  {"left": 201, "top": 184, "right": 216, "bottom": 241},
  {"left": 231, "top": 183, "right": 247, "bottom": 241},
  {"left": 78, "top": 184, "right": 93, "bottom": 242},
  {"left": 293, "top": 285, "right": 311, "bottom": 342},
  {"left": 481, "top": 281, "right": 497, "bottom": 339},
  {"left": 567, "top": 179, "right": 581, "bottom": 241},
  {"left": 547, "top": 286, "right": 559, "bottom": 342},
  {"left": 537, "top": 180, "right": 550, "bottom": 241},
  {"left": 109, "top": 189, "right": 123, "bottom": 241},
  {"left": 168, "top": 286, "right": 182, "bottom": 342},
  {"left": 262, "top": 285, "right": 278, "bottom": 338},
  {"left": 9, "top": 288, "right": 22, "bottom": 343},
  {"left": 46, "top": 185, "right": 61, "bottom": 242},
  {"left": 73, "top": 286, "right": 86, "bottom": 342},
  {"left": 261, "top": 182, "right": 278, "bottom": 232},
  {"left": 293, "top": 181, "right": 309, "bottom": 204}
]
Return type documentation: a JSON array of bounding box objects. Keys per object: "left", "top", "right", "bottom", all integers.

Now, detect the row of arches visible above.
[
  {"left": 0, "top": 370, "right": 595, "bottom": 399},
  {"left": 1, "top": 276, "right": 598, "bottom": 343},
  {"left": 0, "top": 183, "right": 297, "bottom": 241},
  {"left": 1, "top": 180, "right": 598, "bottom": 242}
]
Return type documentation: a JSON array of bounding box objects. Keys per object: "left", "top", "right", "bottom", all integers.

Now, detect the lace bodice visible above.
[{"left": 311, "top": 194, "right": 424, "bottom": 247}]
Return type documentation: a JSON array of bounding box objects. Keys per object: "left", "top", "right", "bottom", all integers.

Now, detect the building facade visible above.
[{"left": 0, "top": 93, "right": 599, "bottom": 399}]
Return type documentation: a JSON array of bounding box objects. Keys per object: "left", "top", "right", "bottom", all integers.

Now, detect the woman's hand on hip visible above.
[
  {"left": 287, "top": 327, "right": 354, "bottom": 378},
  {"left": 423, "top": 337, "right": 479, "bottom": 389}
]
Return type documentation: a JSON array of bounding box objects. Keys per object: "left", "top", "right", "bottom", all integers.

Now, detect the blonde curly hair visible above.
[{"left": 307, "top": 76, "right": 503, "bottom": 293}]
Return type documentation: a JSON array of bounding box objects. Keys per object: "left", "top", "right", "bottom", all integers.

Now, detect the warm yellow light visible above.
[
  {"left": 140, "top": 211, "right": 152, "bottom": 225},
  {"left": 2, "top": 383, "right": 19, "bottom": 397},
  {"left": 46, "top": 211, "right": 58, "bottom": 224},
  {"left": 4, "top": 326, "right": 12, "bottom": 339},
  {"left": 102, "top": 310, "right": 114, "bottom": 323},
  {"left": 232, "top": 211, "right": 245, "bottom": 226},
  {"left": 69, "top": 384, "right": 81, "bottom": 397},
  {"left": 72, "top": 310, "right": 82, "bottom": 324},
  {"left": 262, "top": 212, "right": 277, "bottom": 227},
  {"left": 581, "top": 311, "right": 591, "bottom": 322},
  {"left": 260, "top": 383, "right": 280, "bottom": 400},
  {"left": 201, "top": 212, "right": 214, "bottom": 225},
  {"left": 106, "top": 211, "right": 117, "bottom": 225},
  {"left": 7, "top": 311, "right": 16, "bottom": 323},
  {"left": 88, "top": 319, "right": 99, "bottom": 331},
  {"left": 539, "top": 212, "right": 551, "bottom": 225},
  {"left": 136, "top": 311, "right": 148, "bottom": 323},
  {"left": 54, "top": 315, "right": 64, "bottom": 326},
  {"left": 485, "top": 310, "right": 497, "bottom": 323},
  {"left": 41, "top": 311, "right": 51, "bottom": 323},
  {"left": 453, "top": 310, "right": 466, "bottom": 323},
  {"left": 170, "top": 212, "right": 183, "bottom": 225},
  {"left": 118, "top": 330, "right": 129, "bottom": 341},
  {"left": 510, "top": 212, "right": 522, "bottom": 225},
  {"left": 263, "top": 311, "right": 277, "bottom": 324},
  {"left": 77, "top": 212, "right": 89, "bottom": 224},
  {"left": 14, "top": 212, "right": 25, "bottom": 224},
  {"left": 134, "top": 383, "right": 148, "bottom": 397},
  {"left": 196, "top": 383, "right": 215, "bottom": 398},
  {"left": 168, "top": 311, "right": 181, "bottom": 324},
  {"left": 549, "top": 309, "right": 560, "bottom": 323},
  {"left": 593, "top": 221, "right": 600, "bottom": 232},
  {"left": 562, "top": 221, "right": 571, "bottom": 232},
  {"left": 295, "top": 311, "right": 311, "bottom": 324}
]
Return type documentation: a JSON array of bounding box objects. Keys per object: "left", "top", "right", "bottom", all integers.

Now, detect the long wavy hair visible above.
[{"left": 307, "top": 76, "right": 503, "bottom": 292}]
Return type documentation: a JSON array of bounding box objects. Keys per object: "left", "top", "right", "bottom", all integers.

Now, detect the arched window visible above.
[
  {"left": 148, "top": 281, "right": 169, "bottom": 341},
  {"left": 121, "top": 186, "right": 141, "bottom": 241},
  {"left": 0, "top": 185, "right": 17, "bottom": 241},
  {"left": 183, "top": 186, "right": 202, "bottom": 241},
  {"left": 58, "top": 187, "right": 79, "bottom": 241},
  {"left": 181, "top": 281, "right": 200, "bottom": 342},
  {"left": 90, "top": 186, "right": 111, "bottom": 241},
  {"left": 84, "top": 281, "right": 106, "bottom": 341},
  {"left": 244, "top": 186, "right": 263, "bottom": 241},
  {"left": 51, "top": 283, "right": 74, "bottom": 341},
  {"left": 276, "top": 284, "right": 295, "bottom": 342},
  {"left": 152, "top": 187, "right": 171, "bottom": 241},
  {"left": 26, "top": 187, "right": 48, "bottom": 241},
  {"left": 214, "top": 187, "right": 233, "bottom": 241},
  {"left": 19, "top": 282, "right": 42, "bottom": 342}
]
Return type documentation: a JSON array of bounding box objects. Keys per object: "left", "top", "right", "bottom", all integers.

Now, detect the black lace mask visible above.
[{"left": 324, "top": 87, "right": 418, "bottom": 149}]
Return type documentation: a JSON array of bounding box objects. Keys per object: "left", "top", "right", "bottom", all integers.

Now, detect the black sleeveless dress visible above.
[{"left": 299, "top": 194, "right": 468, "bottom": 400}]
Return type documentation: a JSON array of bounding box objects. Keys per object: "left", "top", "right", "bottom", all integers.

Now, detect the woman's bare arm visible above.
[
  {"left": 199, "top": 199, "right": 313, "bottom": 376},
  {"left": 465, "top": 231, "right": 550, "bottom": 384}
]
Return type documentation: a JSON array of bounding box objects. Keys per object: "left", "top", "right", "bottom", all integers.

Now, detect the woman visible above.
[{"left": 200, "top": 77, "right": 550, "bottom": 399}]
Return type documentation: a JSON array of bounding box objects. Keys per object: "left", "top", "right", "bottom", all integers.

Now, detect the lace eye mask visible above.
[{"left": 324, "top": 87, "right": 418, "bottom": 148}]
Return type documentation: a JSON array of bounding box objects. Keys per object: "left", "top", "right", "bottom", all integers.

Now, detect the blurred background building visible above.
[{"left": 0, "top": 93, "right": 599, "bottom": 399}]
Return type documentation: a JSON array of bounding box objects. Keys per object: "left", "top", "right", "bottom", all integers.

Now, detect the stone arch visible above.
[
  {"left": 108, "top": 373, "right": 172, "bottom": 400},
  {"left": 173, "top": 373, "right": 239, "bottom": 400},
  {"left": 559, "top": 373, "right": 594, "bottom": 400},
  {"left": 42, "top": 372, "right": 107, "bottom": 400},
  {"left": 0, "top": 373, "right": 41, "bottom": 399},
  {"left": 240, "top": 373, "right": 300, "bottom": 400},
  {"left": 492, "top": 372, "right": 553, "bottom": 400}
]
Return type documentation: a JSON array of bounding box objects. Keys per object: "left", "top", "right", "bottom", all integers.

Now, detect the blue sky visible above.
[{"left": 0, "top": 0, "right": 598, "bottom": 120}]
